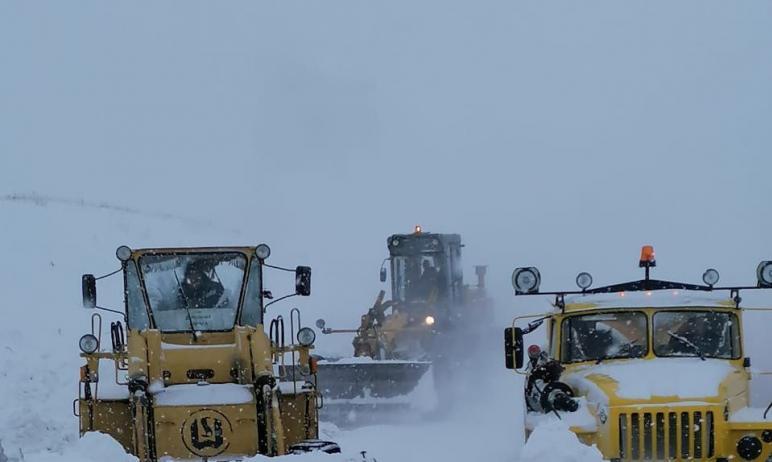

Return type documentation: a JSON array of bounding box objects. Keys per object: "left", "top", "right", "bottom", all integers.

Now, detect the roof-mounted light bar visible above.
[{"left": 511, "top": 247, "right": 772, "bottom": 309}]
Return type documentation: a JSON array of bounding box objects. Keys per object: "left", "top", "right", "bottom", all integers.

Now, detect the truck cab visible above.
[
  {"left": 77, "top": 245, "right": 335, "bottom": 461},
  {"left": 506, "top": 248, "right": 772, "bottom": 462}
]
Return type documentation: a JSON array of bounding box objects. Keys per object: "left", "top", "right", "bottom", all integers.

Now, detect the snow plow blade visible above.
[{"left": 315, "top": 359, "right": 432, "bottom": 426}]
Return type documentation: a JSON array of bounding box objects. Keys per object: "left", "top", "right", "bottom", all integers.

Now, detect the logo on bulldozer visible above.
[{"left": 182, "top": 409, "right": 232, "bottom": 457}]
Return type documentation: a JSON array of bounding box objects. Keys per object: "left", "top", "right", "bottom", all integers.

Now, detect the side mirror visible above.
[
  {"left": 82, "top": 274, "right": 97, "bottom": 308},
  {"left": 315, "top": 319, "right": 326, "bottom": 329},
  {"left": 504, "top": 327, "right": 524, "bottom": 370},
  {"left": 295, "top": 266, "right": 312, "bottom": 296},
  {"left": 380, "top": 267, "right": 387, "bottom": 283}
]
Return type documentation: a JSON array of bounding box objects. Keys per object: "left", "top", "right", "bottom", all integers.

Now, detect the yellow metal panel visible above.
[{"left": 154, "top": 404, "right": 258, "bottom": 460}]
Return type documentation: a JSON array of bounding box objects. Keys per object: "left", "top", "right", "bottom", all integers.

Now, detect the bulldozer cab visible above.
[
  {"left": 77, "top": 245, "right": 335, "bottom": 461},
  {"left": 386, "top": 231, "right": 463, "bottom": 322}
]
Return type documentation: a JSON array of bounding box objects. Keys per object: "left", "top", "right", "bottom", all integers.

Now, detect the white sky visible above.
[{"left": 1, "top": 0, "right": 771, "bottom": 371}]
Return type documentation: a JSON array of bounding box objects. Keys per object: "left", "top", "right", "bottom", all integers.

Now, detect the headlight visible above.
[
  {"left": 424, "top": 315, "right": 435, "bottom": 326},
  {"left": 757, "top": 261, "right": 772, "bottom": 287},
  {"left": 115, "top": 245, "right": 132, "bottom": 262},
  {"left": 736, "top": 435, "right": 762, "bottom": 460},
  {"left": 256, "top": 243, "right": 271, "bottom": 260},
  {"left": 79, "top": 334, "right": 99, "bottom": 354},
  {"left": 296, "top": 327, "right": 316, "bottom": 347},
  {"left": 702, "top": 268, "right": 720, "bottom": 287},
  {"left": 512, "top": 267, "right": 541, "bottom": 294},
  {"left": 575, "top": 272, "right": 593, "bottom": 290}
]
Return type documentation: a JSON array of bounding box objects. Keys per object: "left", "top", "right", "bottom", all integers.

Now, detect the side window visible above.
[
  {"left": 241, "top": 258, "right": 262, "bottom": 326},
  {"left": 549, "top": 318, "right": 558, "bottom": 359},
  {"left": 126, "top": 262, "right": 150, "bottom": 330},
  {"left": 560, "top": 318, "right": 571, "bottom": 362}
]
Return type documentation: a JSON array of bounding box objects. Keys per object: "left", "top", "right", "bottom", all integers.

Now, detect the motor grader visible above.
[
  {"left": 506, "top": 246, "right": 772, "bottom": 462},
  {"left": 316, "top": 226, "right": 493, "bottom": 423},
  {"left": 76, "top": 244, "right": 338, "bottom": 461}
]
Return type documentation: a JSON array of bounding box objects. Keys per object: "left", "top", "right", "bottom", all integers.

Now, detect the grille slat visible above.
[
  {"left": 694, "top": 411, "right": 702, "bottom": 459},
  {"left": 706, "top": 411, "right": 715, "bottom": 458},
  {"left": 618, "top": 410, "right": 714, "bottom": 461},
  {"left": 631, "top": 413, "right": 640, "bottom": 460},
  {"left": 619, "top": 413, "right": 627, "bottom": 460},
  {"left": 681, "top": 411, "right": 690, "bottom": 459},
  {"left": 643, "top": 413, "right": 653, "bottom": 460},
  {"left": 655, "top": 412, "right": 665, "bottom": 460},
  {"left": 668, "top": 412, "right": 677, "bottom": 459}
]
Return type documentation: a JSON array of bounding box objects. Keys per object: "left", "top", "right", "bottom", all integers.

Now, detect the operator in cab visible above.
[
  {"left": 416, "top": 259, "right": 440, "bottom": 301},
  {"left": 178, "top": 259, "right": 228, "bottom": 309}
]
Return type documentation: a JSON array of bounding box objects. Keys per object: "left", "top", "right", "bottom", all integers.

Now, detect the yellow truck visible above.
[
  {"left": 76, "top": 244, "right": 338, "bottom": 461},
  {"left": 506, "top": 246, "right": 772, "bottom": 461}
]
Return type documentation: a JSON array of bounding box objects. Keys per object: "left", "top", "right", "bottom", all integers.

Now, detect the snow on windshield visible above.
[
  {"left": 652, "top": 311, "right": 740, "bottom": 359},
  {"left": 561, "top": 312, "right": 647, "bottom": 363},
  {"left": 140, "top": 252, "right": 246, "bottom": 332}
]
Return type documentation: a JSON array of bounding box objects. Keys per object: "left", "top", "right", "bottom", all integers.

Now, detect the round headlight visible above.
[
  {"left": 315, "top": 319, "right": 326, "bottom": 329},
  {"left": 255, "top": 244, "right": 271, "bottom": 260},
  {"left": 116, "top": 245, "right": 132, "bottom": 262},
  {"left": 424, "top": 315, "right": 435, "bottom": 326},
  {"left": 512, "top": 267, "right": 541, "bottom": 294},
  {"left": 391, "top": 238, "right": 400, "bottom": 247},
  {"left": 757, "top": 261, "right": 772, "bottom": 287},
  {"left": 702, "top": 268, "right": 720, "bottom": 287},
  {"left": 297, "top": 327, "right": 316, "bottom": 347},
  {"left": 79, "top": 334, "right": 99, "bottom": 354},
  {"left": 576, "top": 272, "right": 593, "bottom": 290},
  {"left": 736, "top": 435, "right": 762, "bottom": 461}
]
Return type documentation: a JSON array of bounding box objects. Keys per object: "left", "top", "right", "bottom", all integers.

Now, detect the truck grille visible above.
[{"left": 618, "top": 411, "right": 714, "bottom": 461}]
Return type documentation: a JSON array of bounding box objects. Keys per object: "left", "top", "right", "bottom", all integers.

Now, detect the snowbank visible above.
[
  {"left": 520, "top": 421, "right": 604, "bottom": 462},
  {"left": 22, "top": 432, "right": 138, "bottom": 462}
]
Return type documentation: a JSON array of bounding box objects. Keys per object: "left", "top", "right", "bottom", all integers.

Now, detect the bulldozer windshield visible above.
[
  {"left": 139, "top": 252, "right": 247, "bottom": 332},
  {"left": 392, "top": 254, "right": 445, "bottom": 303}
]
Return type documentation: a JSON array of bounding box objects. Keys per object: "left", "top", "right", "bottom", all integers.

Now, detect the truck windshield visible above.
[
  {"left": 653, "top": 311, "right": 740, "bottom": 359},
  {"left": 561, "top": 312, "right": 648, "bottom": 363},
  {"left": 140, "top": 252, "right": 247, "bottom": 332}
]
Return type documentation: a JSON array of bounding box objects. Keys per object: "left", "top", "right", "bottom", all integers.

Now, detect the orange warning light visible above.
[{"left": 639, "top": 245, "right": 656, "bottom": 267}]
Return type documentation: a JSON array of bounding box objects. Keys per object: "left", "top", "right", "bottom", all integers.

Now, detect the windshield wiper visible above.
[
  {"left": 173, "top": 264, "right": 199, "bottom": 342},
  {"left": 595, "top": 340, "right": 640, "bottom": 365},
  {"left": 667, "top": 330, "right": 705, "bottom": 361}
]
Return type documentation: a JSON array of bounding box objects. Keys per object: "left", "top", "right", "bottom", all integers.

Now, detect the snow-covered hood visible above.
[{"left": 563, "top": 358, "right": 740, "bottom": 406}]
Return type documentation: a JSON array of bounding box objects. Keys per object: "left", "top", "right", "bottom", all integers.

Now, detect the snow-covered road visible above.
[{"left": 0, "top": 199, "right": 528, "bottom": 462}]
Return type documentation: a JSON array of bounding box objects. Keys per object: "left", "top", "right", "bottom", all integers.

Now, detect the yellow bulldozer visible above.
[
  {"left": 316, "top": 227, "right": 493, "bottom": 424},
  {"left": 76, "top": 244, "right": 339, "bottom": 461},
  {"left": 506, "top": 246, "right": 772, "bottom": 461}
]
